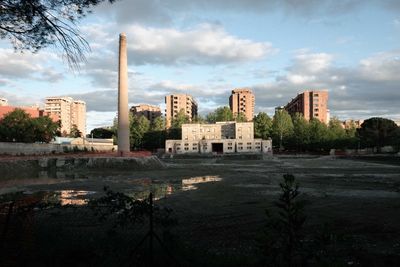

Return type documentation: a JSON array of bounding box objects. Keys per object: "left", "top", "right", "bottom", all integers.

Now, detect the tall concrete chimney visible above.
[{"left": 117, "top": 33, "right": 130, "bottom": 155}]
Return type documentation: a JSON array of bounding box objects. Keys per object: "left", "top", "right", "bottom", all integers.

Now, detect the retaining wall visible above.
[{"left": 0, "top": 142, "right": 117, "bottom": 156}]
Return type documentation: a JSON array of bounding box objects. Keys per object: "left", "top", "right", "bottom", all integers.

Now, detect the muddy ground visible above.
[{"left": 1, "top": 156, "right": 400, "bottom": 266}]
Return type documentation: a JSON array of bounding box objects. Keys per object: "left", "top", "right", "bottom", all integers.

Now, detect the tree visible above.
[
  {"left": 171, "top": 109, "right": 189, "bottom": 129},
  {"left": 328, "top": 117, "right": 346, "bottom": 140},
  {"left": 192, "top": 115, "right": 206, "bottom": 124},
  {"left": 308, "top": 119, "right": 329, "bottom": 151},
  {"left": 254, "top": 112, "right": 272, "bottom": 140},
  {"left": 69, "top": 124, "right": 82, "bottom": 138},
  {"left": 206, "top": 106, "right": 233, "bottom": 123},
  {"left": 0, "top": 109, "right": 59, "bottom": 143},
  {"left": 90, "top": 127, "right": 114, "bottom": 139},
  {"left": 150, "top": 116, "right": 165, "bottom": 131},
  {"left": 0, "top": 109, "right": 32, "bottom": 142},
  {"left": 235, "top": 112, "right": 247, "bottom": 122},
  {"left": 0, "top": 0, "right": 117, "bottom": 68},
  {"left": 290, "top": 113, "right": 309, "bottom": 151},
  {"left": 272, "top": 110, "right": 293, "bottom": 150},
  {"left": 31, "top": 116, "right": 59, "bottom": 142},
  {"left": 130, "top": 115, "right": 150, "bottom": 150},
  {"left": 262, "top": 174, "right": 306, "bottom": 266},
  {"left": 357, "top": 117, "right": 399, "bottom": 152}
]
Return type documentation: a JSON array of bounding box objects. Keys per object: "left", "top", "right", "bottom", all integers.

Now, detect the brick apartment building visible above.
[
  {"left": 284, "top": 90, "right": 329, "bottom": 124},
  {"left": 229, "top": 88, "right": 255, "bottom": 122},
  {"left": 130, "top": 104, "right": 162, "bottom": 123},
  {"left": 165, "top": 94, "right": 198, "bottom": 128},
  {"left": 45, "top": 97, "right": 86, "bottom": 136}
]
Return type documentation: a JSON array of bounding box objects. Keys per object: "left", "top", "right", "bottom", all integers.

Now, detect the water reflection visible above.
[
  {"left": 0, "top": 190, "right": 96, "bottom": 207},
  {"left": 57, "top": 190, "right": 95, "bottom": 206},
  {"left": 181, "top": 176, "right": 222, "bottom": 191},
  {"left": 0, "top": 175, "right": 222, "bottom": 206}
]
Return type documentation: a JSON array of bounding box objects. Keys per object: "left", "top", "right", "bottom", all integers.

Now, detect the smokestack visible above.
[{"left": 117, "top": 33, "right": 130, "bottom": 155}]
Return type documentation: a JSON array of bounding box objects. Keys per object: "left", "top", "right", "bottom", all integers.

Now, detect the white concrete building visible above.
[{"left": 166, "top": 121, "right": 272, "bottom": 155}]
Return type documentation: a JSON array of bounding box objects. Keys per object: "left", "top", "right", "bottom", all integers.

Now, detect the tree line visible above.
[
  {"left": 92, "top": 107, "right": 400, "bottom": 153},
  {"left": 0, "top": 109, "right": 84, "bottom": 143}
]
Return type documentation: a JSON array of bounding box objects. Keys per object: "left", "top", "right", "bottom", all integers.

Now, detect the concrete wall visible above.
[{"left": 0, "top": 142, "right": 117, "bottom": 156}]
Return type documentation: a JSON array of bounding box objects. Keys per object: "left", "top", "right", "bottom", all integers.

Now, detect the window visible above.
[
  {"left": 228, "top": 142, "right": 232, "bottom": 145},
  {"left": 176, "top": 147, "right": 181, "bottom": 150},
  {"left": 184, "top": 143, "right": 189, "bottom": 146},
  {"left": 255, "top": 142, "right": 260, "bottom": 145},
  {"left": 247, "top": 142, "right": 252, "bottom": 145},
  {"left": 314, "top": 108, "right": 319, "bottom": 112},
  {"left": 255, "top": 146, "right": 261, "bottom": 149},
  {"left": 193, "top": 143, "right": 198, "bottom": 146},
  {"left": 247, "top": 146, "right": 252, "bottom": 149},
  {"left": 228, "top": 147, "right": 232, "bottom": 150},
  {"left": 314, "top": 93, "right": 319, "bottom": 96},
  {"left": 184, "top": 147, "right": 189, "bottom": 151},
  {"left": 315, "top": 113, "right": 319, "bottom": 117},
  {"left": 193, "top": 147, "right": 198, "bottom": 150},
  {"left": 238, "top": 146, "right": 243, "bottom": 149},
  {"left": 238, "top": 142, "right": 243, "bottom": 145}
]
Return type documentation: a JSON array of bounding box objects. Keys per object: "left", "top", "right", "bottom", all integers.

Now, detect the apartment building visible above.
[
  {"left": 229, "top": 88, "right": 255, "bottom": 122},
  {"left": 166, "top": 121, "right": 272, "bottom": 155},
  {"left": 130, "top": 104, "right": 162, "bottom": 123},
  {"left": 165, "top": 94, "right": 198, "bottom": 128},
  {"left": 45, "top": 97, "right": 86, "bottom": 136},
  {"left": 341, "top": 119, "right": 364, "bottom": 129},
  {"left": 0, "top": 97, "right": 8, "bottom": 106},
  {"left": 72, "top": 100, "right": 86, "bottom": 136},
  {"left": 284, "top": 90, "right": 329, "bottom": 124}
]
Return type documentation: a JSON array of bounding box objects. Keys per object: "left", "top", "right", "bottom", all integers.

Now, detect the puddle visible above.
[{"left": 0, "top": 175, "right": 223, "bottom": 206}]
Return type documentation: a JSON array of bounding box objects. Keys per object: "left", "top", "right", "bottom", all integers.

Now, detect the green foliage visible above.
[
  {"left": 206, "top": 106, "right": 233, "bottom": 123},
  {"left": 69, "top": 124, "right": 82, "bottom": 138},
  {"left": 357, "top": 117, "right": 399, "bottom": 151},
  {"left": 192, "top": 115, "right": 206, "bottom": 124},
  {"left": 273, "top": 109, "right": 294, "bottom": 149},
  {"left": 130, "top": 115, "right": 150, "bottom": 150},
  {"left": 235, "top": 112, "right": 247, "bottom": 122},
  {"left": 151, "top": 116, "right": 165, "bottom": 131},
  {"left": 90, "top": 127, "right": 114, "bottom": 139},
  {"left": 308, "top": 119, "right": 330, "bottom": 150},
  {"left": 254, "top": 112, "right": 272, "bottom": 139},
  {"left": 290, "top": 113, "right": 310, "bottom": 151},
  {"left": 171, "top": 109, "right": 190, "bottom": 129},
  {"left": 262, "top": 174, "right": 306, "bottom": 266},
  {"left": 0, "top": 109, "right": 59, "bottom": 143}
]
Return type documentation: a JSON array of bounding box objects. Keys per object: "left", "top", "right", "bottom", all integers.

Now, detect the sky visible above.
[{"left": 1, "top": 0, "right": 400, "bottom": 131}]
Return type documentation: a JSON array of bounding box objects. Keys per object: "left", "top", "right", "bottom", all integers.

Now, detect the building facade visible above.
[
  {"left": 229, "top": 88, "right": 255, "bottom": 122},
  {"left": 45, "top": 97, "right": 86, "bottom": 136},
  {"left": 341, "top": 119, "right": 364, "bottom": 129},
  {"left": 165, "top": 94, "right": 198, "bottom": 128},
  {"left": 0, "top": 98, "right": 8, "bottom": 106},
  {"left": 130, "top": 104, "right": 162, "bottom": 123},
  {"left": 284, "top": 90, "right": 329, "bottom": 124},
  {"left": 166, "top": 121, "right": 272, "bottom": 155}
]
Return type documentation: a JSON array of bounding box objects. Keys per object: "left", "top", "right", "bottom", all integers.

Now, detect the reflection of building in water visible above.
[
  {"left": 166, "top": 121, "right": 272, "bottom": 155},
  {"left": 182, "top": 176, "right": 222, "bottom": 191},
  {"left": 58, "top": 190, "right": 94, "bottom": 206}
]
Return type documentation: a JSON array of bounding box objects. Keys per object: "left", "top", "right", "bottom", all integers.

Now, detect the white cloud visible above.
[
  {"left": 126, "top": 24, "right": 275, "bottom": 65},
  {"left": 0, "top": 49, "right": 64, "bottom": 82}
]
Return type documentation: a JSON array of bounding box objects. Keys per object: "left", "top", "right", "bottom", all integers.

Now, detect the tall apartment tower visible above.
[
  {"left": 45, "top": 97, "right": 86, "bottom": 136},
  {"left": 130, "top": 104, "right": 162, "bottom": 123},
  {"left": 0, "top": 97, "right": 8, "bottom": 106},
  {"left": 229, "top": 88, "right": 255, "bottom": 121},
  {"left": 284, "top": 90, "right": 329, "bottom": 124},
  {"left": 72, "top": 100, "right": 86, "bottom": 137},
  {"left": 165, "top": 94, "right": 198, "bottom": 128}
]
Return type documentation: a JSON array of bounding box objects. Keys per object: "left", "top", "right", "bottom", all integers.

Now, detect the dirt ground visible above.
[{"left": 1, "top": 155, "right": 400, "bottom": 266}]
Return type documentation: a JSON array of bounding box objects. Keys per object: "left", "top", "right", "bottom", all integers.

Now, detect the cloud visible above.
[
  {"left": 253, "top": 49, "right": 400, "bottom": 120},
  {"left": 95, "top": 0, "right": 400, "bottom": 27},
  {"left": 126, "top": 24, "right": 275, "bottom": 65},
  {"left": 0, "top": 49, "right": 64, "bottom": 82}
]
